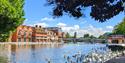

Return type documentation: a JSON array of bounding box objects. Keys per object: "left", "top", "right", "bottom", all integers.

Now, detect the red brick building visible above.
[
  {"left": 32, "top": 25, "right": 49, "bottom": 42},
  {"left": 11, "top": 25, "right": 33, "bottom": 42},
  {"left": 11, "top": 25, "right": 65, "bottom": 42}
]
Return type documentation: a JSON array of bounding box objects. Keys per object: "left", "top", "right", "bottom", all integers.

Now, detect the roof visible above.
[{"left": 108, "top": 35, "right": 125, "bottom": 39}]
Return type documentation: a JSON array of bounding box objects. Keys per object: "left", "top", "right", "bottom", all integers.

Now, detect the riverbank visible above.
[
  {"left": 105, "top": 55, "right": 125, "bottom": 63},
  {"left": 0, "top": 42, "right": 64, "bottom": 45}
]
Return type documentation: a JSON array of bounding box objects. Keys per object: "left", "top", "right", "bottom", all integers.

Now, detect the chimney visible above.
[
  {"left": 35, "top": 25, "right": 38, "bottom": 28},
  {"left": 39, "top": 26, "right": 42, "bottom": 28}
]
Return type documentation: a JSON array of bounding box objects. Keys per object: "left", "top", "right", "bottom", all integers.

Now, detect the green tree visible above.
[
  {"left": 84, "top": 34, "right": 90, "bottom": 38},
  {"left": 90, "top": 35, "right": 96, "bottom": 39},
  {"left": 98, "top": 32, "right": 112, "bottom": 39},
  {"left": 47, "top": 0, "right": 125, "bottom": 22},
  {"left": 98, "top": 35, "right": 105, "bottom": 39},
  {"left": 0, "top": 0, "right": 25, "bottom": 42},
  {"left": 113, "top": 18, "right": 125, "bottom": 34},
  {"left": 66, "top": 32, "right": 71, "bottom": 38}
]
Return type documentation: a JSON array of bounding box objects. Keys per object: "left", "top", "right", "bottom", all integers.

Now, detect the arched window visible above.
[
  {"left": 18, "top": 30, "right": 21, "bottom": 35},
  {"left": 24, "top": 31, "right": 27, "bottom": 42}
]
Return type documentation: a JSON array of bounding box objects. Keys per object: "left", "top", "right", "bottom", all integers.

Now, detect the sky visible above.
[{"left": 23, "top": 0, "right": 125, "bottom": 37}]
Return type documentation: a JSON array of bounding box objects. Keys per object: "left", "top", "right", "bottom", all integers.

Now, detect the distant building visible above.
[
  {"left": 45, "top": 27, "right": 65, "bottom": 42},
  {"left": 11, "top": 25, "right": 33, "bottom": 42},
  {"left": 11, "top": 25, "right": 65, "bottom": 42},
  {"left": 108, "top": 35, "right": 125, "bottom": 44},
  {"left": 47, "top": 30, "right": 58, "bottom": 42},
  {"left": 32, "top": 25, "right": 48, "bottom": 42}
]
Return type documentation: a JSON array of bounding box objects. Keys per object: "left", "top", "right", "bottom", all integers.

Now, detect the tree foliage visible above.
[
  {"left": 98, "top": 35, "right": 105, "bottom": 39},
  {"left": 113, "top": 18, "right": 125, "bottom": 34},
  {"left": 47, "top": 0, "right": 125, "bottom": 22},
  {"left": 90, "top": 35, "right": 96, "bottom": 39},
  {"left": 83, "top": 34, "right": 97, "bottom": 39},
  {"left": 83, "top": 34, "right": 90, "bottom": 38},
  {"left": 65, "top": 32, "right": 71, "bottom": 38},
  {"left": 98, "top": 32, "right": 112, "bottom": 39},
  {"left": 0, "top": 0, "right": 25, "bottom": 42}
]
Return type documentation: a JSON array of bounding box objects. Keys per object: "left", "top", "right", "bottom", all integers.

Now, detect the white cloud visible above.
[
  {"left": 85, "top": 25, "right": 106, "bottom": 37},
  {"left": 34, "top": 23, "right": 48, "bottom": 27},
  {"left": 74, "top": 25, "right": 80, "bottom": 30},
  {"left": 58, "top": 24, "right": 107, "bottom": 37},
  {"left": 57, "top": 23, "right": 67, "bottom": 27},
  {"left": 80, "top": 21, "right": 87, "bottom": 24},
  {"left": 106, "top": 26, "right": 113, "bottom": 29},
  {"left": 41, "top": 17, "right": 54, "bottom": 21},
  {"left": 58, "top": 24, "right": 79, "bottom": 35}
]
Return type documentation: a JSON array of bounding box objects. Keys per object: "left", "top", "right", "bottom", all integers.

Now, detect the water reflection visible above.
[{"left": 0, "top": 43, "right": 107, "bottom": 63}]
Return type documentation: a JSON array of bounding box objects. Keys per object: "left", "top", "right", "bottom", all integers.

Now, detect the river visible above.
[{"left": 0, "top": 43, "right": 109, "bottom": 63}]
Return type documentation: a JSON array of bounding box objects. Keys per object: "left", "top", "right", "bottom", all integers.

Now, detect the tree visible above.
[
  {"left": 98, "top": 35, "right": 105, "bottom": 39},
  {"left": 83, "top": 34, "right": 90, "bottom": 38},
  {"left": 113, "top": 18, "right": 125, "bottom": 34},
  {"left": 74, "top": 32, "right": 77, "bottom": 38},
  {"left": 47, "top": 0, "right": 125, "bottom": 22},
  {"left": 90, "top": 35, "right": 96, "bottom": 39},
  {"left": 65, "top": 32, "right": 71, "bottom": 38},
  {"left": 98, "top": 32, "right": 112, "bottom": 39},
  {"left": 0, "top": 0, "right": 25, "bottom": 42}
]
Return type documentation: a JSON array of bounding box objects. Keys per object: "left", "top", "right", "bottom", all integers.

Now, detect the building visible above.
[
  {"left": 45, "top": 27, "right": 65, "bottom": 42},
  {"left": 32, "top": 25, "right": 49, "bottom": 42},
  {"left": 11, "top": 25, "right": 65, "bottom": 42},
  {"left": 11, "top": 25, "right": 33, "bottom": 42},
  {"left": 47, "top": 30, "right": 59, "bottom": 42},
  {"left": 108, "top": 35, "right": 125, "bottom": 44}
]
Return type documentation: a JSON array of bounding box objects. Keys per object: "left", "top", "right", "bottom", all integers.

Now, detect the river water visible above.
[{"left": 0, "top": 43, "right": 108, "bottom": 63}]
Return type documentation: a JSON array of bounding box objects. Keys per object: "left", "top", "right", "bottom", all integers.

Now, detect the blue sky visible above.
[{"left": 23, "top": 0, "right": 125, "bottom": 37}]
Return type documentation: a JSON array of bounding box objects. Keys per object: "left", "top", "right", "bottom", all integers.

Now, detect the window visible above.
[
  {"left": 18, "top": 38, "right": 21, "bottom": 42},
  {"left": 18, "top": 30, "right": 21, "bottom": 35},
  {"left": 24, "top": 31, "right": 27, "bottom": 37},
  {"left": 29, "top": 32, "right": 32, "bottom": 36},
  {"left": 24, "top": 38, "right": 26, "bottom": 42},
  {"left": 29, "top": 38, "right": 31, "bottom": 42}
]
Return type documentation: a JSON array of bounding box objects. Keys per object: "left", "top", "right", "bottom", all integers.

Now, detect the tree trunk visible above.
[{"left": 8, "top": 31, "right": 12, "bottom": 42}]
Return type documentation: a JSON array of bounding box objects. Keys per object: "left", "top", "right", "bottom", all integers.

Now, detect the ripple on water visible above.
[{"left": 0, "top": 43, "right": 108, "bottom": 63}]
